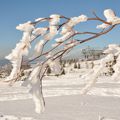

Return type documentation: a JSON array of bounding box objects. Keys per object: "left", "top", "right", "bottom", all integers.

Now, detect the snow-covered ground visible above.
[{"left": 0, "top": 69, "right": 120, "bottom": 120}]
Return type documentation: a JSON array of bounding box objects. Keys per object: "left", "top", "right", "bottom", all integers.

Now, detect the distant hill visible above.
[{"left": 0, "top": 59, "right": 10, "bottom": 66}]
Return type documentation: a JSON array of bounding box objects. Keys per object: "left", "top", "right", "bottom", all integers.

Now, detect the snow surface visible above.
[{"left": 0, "top": 69, "right": 120, "bottom": 120}]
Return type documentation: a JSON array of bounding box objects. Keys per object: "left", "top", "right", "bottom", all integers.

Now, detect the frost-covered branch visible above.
[{"left": 4, "top": 9, "right": 120, "bottom": 114}]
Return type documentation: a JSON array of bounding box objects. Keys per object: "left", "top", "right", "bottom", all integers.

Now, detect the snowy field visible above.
[{"left": 0, "top": 69, "right": 120, "bottom": 120}]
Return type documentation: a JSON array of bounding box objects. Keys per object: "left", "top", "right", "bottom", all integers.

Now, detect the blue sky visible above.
[{"left": 0, "top": 0, "right": 120, "bottom": 58}]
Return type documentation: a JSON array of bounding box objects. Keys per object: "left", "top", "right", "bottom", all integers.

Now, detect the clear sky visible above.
[{"left": 0, "top": 0, "right": 120, "bottom": 58}]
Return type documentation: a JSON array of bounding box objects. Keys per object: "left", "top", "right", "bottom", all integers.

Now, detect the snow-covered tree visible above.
[
  {"left": 74, "top": 62, "right": 78, "bottom": 69},
  {"left": 80, "top": 44, "right": 120, "bottom": 94},
  {"left": 3, "top": 9, "right": 120, "bottom": 114}
]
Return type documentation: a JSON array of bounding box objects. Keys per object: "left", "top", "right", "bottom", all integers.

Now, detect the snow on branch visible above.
[
  {"left": 97, "top": 9, "right": 120, "bottom": 29},
  {"left": 4, "top": 9, "right": 120, "bottom": 114},
  {"left": 5, "top": 21, "right": 34, "bottom": 81}
]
